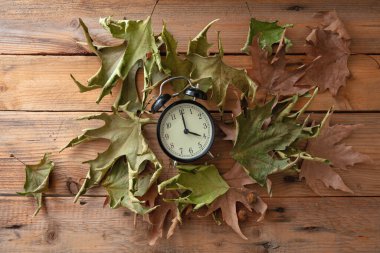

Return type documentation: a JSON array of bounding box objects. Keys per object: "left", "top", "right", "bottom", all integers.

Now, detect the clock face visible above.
[{"left": 157, "top": 100, "right": 215, "bottom": 163}]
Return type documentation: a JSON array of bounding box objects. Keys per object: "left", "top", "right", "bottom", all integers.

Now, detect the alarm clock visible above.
[{"left": 151, "top": 76, "right": 215, "bottom": 163}]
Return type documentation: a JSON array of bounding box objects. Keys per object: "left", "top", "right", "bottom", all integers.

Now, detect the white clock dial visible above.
[{"left": 158, "top": 101, "right": 215, "bottom": 162}]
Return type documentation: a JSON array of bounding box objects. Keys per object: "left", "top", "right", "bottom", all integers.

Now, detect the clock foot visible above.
[{"left": 207, "top": 151, "right": 215, "bottom": 158}]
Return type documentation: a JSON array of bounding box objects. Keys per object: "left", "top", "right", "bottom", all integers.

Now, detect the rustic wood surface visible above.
[
  {"left": 1, "top": 196, "right": 379, "bottom": 253},
  {"left": 1, "top": 112, "right": 379, "bottom": 197},
  {"left": 1, "top": 55, "right": 380, "bottom": 112},
  {"left": 0, "top": 0, "right": 379, "bottom": 252},
  {"left": 1, "top": 0, "right": 380, "bottom": 54}
]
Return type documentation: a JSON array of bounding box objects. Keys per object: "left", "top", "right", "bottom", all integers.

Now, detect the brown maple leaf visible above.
[
  {"left": 217, "top": 122, "right": 236, "bottom": 142},
  {"left": 146, "top": 191, "right": 180, "bottom": 246},
  {"left": 205, "top": 163, "right": 267, "bottom": 240},
  {"left": 303, "top": 11, "right": 351, "bottom": 96},
  {"left": 217, "top": 91, "right": 243, "bottom": 142},
  {"left": 247, "top": 33, "right": 311, "bottom": 97},
  {"left": 300, "top": 116, "right": 371, "bottom": 194},
  {"left": 140, "top": 183, "right": 158, "bottom": 208},
  {"left": 315, "top": 10, "right": 351, "bottom": 40}
]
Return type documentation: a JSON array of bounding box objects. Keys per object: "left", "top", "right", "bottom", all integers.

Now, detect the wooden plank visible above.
[
  {"left": 1, "top": 0, "right": 380, "bottom": 54},
  {"left": 1, "top": 55, "right": 380, "bottom": 112},
  {"left": 0, "top": 196, "right": 379, "bottom": 252},
  {"left": 1, "top": 111, "right": 378, "bottom": 197}
]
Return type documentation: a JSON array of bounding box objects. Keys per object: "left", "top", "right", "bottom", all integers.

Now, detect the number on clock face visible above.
[{"left": 158, "top": 101, "right": 214, "bottom": 162}]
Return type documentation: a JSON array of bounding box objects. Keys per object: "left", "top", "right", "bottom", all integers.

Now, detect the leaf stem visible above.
[
  {"left": 292, "top": 152, "right": 329, "bottom": 163},
  {"left": 245, "top": 1, "right": 253, "bottom": 17},
  {"left": 10, "top": 154, "right": 26, "bottom": 166},
  {"left": 150, "top": 0, "right": 160, "bottom": 17}
]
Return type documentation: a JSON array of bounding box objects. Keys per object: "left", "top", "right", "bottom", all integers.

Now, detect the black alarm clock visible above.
[{"left": 151, "top": 76, "right": 215, "bottom": 163}]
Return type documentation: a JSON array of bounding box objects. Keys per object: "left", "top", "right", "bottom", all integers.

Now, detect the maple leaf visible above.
[
  {"left": 101, "top": 157, "right": 156, "bottom": 214},
  {"left": 248, "top": 34, "right": 312, "bottom": 97},
  {"left": 231, "top": 99, "right": 300, "bottom": 185},
  {"left": 71, "top": 17, "right": 167, "bottom": 107},
  {"left": 300, "top": 116, "right": 371, "bottom": 194},
  {"left": 61, "top": 110, "right": 162, "bottom": 211},
  {"left": 161, "top": 23, "right": 193, "bottom": 92},
  {"left": 315, "top": 10, "right": 351, "bottom": 40},
  {"left": 158, "top": 164, "right": 229, "bottom": 209},
  {"left": 303, "top": 11, "right": 351, "bottom": 96},
  {"left": 217, "top": 122, "right": 236, "bottom": 142},
  {"left": 231, "top": 92, "right": 329, "bottom": 186},
  {"left": 188, "top": 32, "right": 256, "bottom": 111},
  {"left": 146, "top": 191, "right": 180, "bottom": 246},
  {"left": 17, "top": 153, "right": 54, "bottom": 216},
  {"left": 242, "top": 18, "right": 293, "bottom": 54},
  {"left": 116, "top": 62, "right": 142, "bottom": 113},
  {"left": 216, "top": 92, "right": 244, "bottom": 142},
  {"left": 205, "top": 163, "right": 267, "bottom": 239},
  {"left": 187, "top": 19, "right": 219, "bottom": 56},
  {"left": 140, "top": 182, "right": 159, "bottom": 209}
]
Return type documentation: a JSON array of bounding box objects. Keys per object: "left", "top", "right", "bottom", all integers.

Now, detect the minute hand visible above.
[{"left": 180, "top": 111, "right": 188, "bottom": 131}]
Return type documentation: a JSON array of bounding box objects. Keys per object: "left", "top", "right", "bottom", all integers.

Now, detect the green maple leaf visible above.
[
  {"left": 231, "top": 99, "right": 300, "bottom": 185},
  {"left": 231, "top": 91, "right": 329, "bottom": 186},
  {"left": 187, "top": 19, "right": 219, "bottom": 56},
  {"left": 188, "top": 32, "right": 256, "bottom": 111},
  {"left": 241, "top": 18, "right": 293, "bottom": 54},
  {"left": 116, "top": 61, "right": 142, "bottom": 113},
  {"left": 17, "top": 153, "right": 55, "bottom": 216},
  {"left": 101, "top": 157, "right": 156, "bottom": 214},
  {"left": 161, "top": 23, "right": 193, "bottom": 92},
  {"left": 158, "top": 164, "right": 229, "bottom": 210},
  {"left": 142, "top": 35, "right": 169, "bottom": 107},
  {"left": 71, "top": 17, "right": 167, "bottom": 108},
  {"left": 61, "top": 110, "right": 162, "bottom": 209}
]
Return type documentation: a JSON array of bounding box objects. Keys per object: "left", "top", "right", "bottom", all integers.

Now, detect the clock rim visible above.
[{"left": 156, "top": 99, "right": 215, "bottom": 163}]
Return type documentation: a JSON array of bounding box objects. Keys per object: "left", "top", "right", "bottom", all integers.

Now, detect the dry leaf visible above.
[
  {"left": 17, "top": 153, "right": 55, "bottom": 216},
  {"left": 140, "top": 183, "right": 159, "bottom": 208},
  {"left": 161, "top": 23, "right": 193, "bottom": 92},
  {"left": 303, "top": 11, "right": 351, "bottom": 96},
  {"left": 205, "top": 163, "right": 267, "bottom": 240},
  {"left": 101, "top": 157, "right": 157, "bottom": 214},
  {"left": 188, "top": 19, "right": 219, "bottom": 57},
  {"left": 315, "top": 10, "right": 351, "bottom": 40},
  {"left": 300, "top": 116, "right": 371, "bottom": 194},
  {"left": 71, "top": 17, "right": 167, "bottom": 107},
  {"left": 61, "top": 111, "right": 162, "bottom": 212},
  {"left": 188, "top": 29, "right": 256, "bottom": 111},
  {"left": 217, "top": 122, "right": 236, "bottom": 142},
  {"left": 248, "top": 34, "right": 311, "bottom": 97},
  {"left": 147, "top": 191, "right": 179, "bottom": 246},
  {"left": 158, "top": 164, "right": 229, "bottom": 210},
  {"left": 242, "top": 18, "right": 293, "bottom": 54},
  {"left": 216, "top": 92, "right": 243, "bottom": 142}
]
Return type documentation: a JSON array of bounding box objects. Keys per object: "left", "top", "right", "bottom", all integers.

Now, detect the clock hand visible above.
[
  {"left": 187, "top": 131, "right": 201, "bottom": 137},
  {"left": 180, "top": 111, "right": 189, "bottom": 134},
  {"left": 179, "top": 110, "right": 201, "bottom": 136}
]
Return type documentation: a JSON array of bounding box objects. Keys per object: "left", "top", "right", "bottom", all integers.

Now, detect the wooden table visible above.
[{"left": 1, "top": 1, "right": 379, "bottom": 252}]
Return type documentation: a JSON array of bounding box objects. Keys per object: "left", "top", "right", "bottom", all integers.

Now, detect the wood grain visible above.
[
  {"left": 1, "top": 0, "right": 380, "bottom": 54},
  {"left": 1, "top": 111, "right": 378, "bottom": 197},
  {"left": 0, "top": 196, "right": 379, "bottom": 252},
  {"left": 2, "top": 1, "right": 380, "bottom": 251},
  {"left": 1, "top": 54, "right": 380, "bottom": 112}
]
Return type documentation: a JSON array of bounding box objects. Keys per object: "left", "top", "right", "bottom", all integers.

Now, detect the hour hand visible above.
[{"left": 187, "top": 130, "right": 201, "bottom": 137}]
